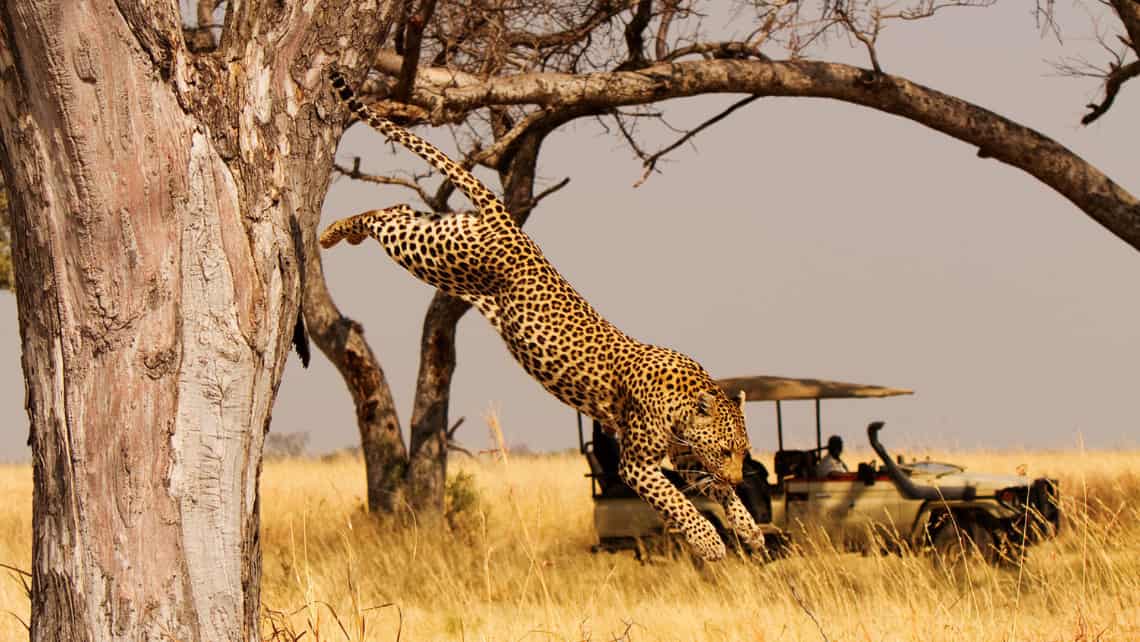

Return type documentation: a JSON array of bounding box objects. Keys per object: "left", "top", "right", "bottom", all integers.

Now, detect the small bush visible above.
[{"left": 444, "top": 469, "right": 484, "bottom": 534}]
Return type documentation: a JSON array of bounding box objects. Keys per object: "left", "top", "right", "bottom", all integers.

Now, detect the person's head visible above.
[{"left": 826, "top": 435, "right": 844, "bottom": 459}]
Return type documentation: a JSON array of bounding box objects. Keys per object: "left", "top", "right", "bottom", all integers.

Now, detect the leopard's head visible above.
[{"left": 684, "top": 389, "right": 750, "bottom": 485}]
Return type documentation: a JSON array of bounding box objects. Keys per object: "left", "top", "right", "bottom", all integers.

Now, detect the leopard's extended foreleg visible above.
[
  {"left": 705, "top": 483, "right": 765, "bottom": 552},
  {"left": 320, "top": 205, "right": 500, "bottom": 304},
  {"left": 619, "top": 431, "right": 726, "bottom": 561},
  {"left": 320, "top": 205, "right": 417, "bottom": 249},
  {"left": 670, "top": 443, "right": 764, "bottom": 553}
]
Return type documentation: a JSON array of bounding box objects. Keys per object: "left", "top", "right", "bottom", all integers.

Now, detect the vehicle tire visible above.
[
  {"left": 761, "top": 532, "right": 792, "bottom": 561},
  {"left": 930, "top": 519, "right": 999, "bottom": 573}
]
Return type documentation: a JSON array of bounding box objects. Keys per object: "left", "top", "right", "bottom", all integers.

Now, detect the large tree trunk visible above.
[
  {"left": 0, "top": 1, "right": 389, "bottom": 639},
  {"left": 404, "top": 129, "right": 551, "bottom": 510},
  {"left": 405, "top": 293, "right": 469, "bottom": 511},
  {"left": 303, "top": 121, "right": 556, "bottom": 514},
  {"left": 301, "top": 240, "right": 409, "bottom": 512}
]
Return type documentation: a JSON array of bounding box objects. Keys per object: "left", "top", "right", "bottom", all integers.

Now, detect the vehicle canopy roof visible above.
[
  {"left": 716, "top": 376, "right": 912, "bottom": 402},
  {"left": 716, "top": 376, "right": 912, "bottom": 452}
]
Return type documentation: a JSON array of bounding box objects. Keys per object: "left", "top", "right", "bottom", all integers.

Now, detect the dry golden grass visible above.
[{"left": 2, "top": 442, "right": 1139, "bottom": 641}]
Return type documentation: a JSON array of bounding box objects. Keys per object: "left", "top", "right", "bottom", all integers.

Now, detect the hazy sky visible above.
[{"left": 1, "top": 3, "right": 1137, "bottom": 461}]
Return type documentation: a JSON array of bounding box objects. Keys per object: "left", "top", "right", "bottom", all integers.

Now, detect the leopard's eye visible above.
[{"left": 721, "top": 448, "right": 732, "bottom": 460}]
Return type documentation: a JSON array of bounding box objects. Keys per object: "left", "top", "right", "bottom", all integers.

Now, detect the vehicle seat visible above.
[
  {"left": 774, "top": 449, "right": 816, "bottom": 480},
  {"left": 588, "top": 420, "right": 707, "bottom": 496},
  {"left": 587, "top": 422, "right": 637, "bottom": 498},
  {"left": 736, "top": 453, "right": 773, "bottom": 523}
]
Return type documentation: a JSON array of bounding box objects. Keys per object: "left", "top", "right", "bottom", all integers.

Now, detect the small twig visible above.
[
  {"left": 311, "top": 600, "right": 351, "bottom": 641},
  {"left": 333, "top": 158, "right": 436, "bottom": 207},
  {"left": 447, "top": 442, "right": 476, "bottom": 458},
  {"left": 361, "top": 602, "right": 402, "bottom": 642},
  {"left": 633, "top": 95, "right": 761, "bottom": 187},
  {"left": 0, "top": 562, "right": 31, "bottom": 577},
  {"left": 522, "top": 177, "right": 571, "bottom": 214},
  {"left": 446, "top": 416, "right": 466, "bottom": 439},
  {"left": 612, "top": 112, "right": 653, "bottom": 167},
  {"left": 4, "top": 611, "right": 29, "bottom": 633},
  {"left": 786, "top": 579, "right": 830, "bottom": 642},
  {"left": 1081, "top": 59, "right": 1140, "bottom": 125},
  {"left": 836, "top": 6, "right": 884, "bottom": 75}
]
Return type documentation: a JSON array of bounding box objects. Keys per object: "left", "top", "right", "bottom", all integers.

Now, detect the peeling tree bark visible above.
[{"left": 0, "top": 1, "right": 390, "bottom": 639}]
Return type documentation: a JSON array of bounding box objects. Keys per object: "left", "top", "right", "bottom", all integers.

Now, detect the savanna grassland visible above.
[{"left": 1, "top": 444, "right": 1138, "bottom": 641}]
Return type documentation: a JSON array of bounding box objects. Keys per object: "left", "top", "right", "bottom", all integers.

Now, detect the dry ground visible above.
[{"left": 2, "top": 446, "right": 1138, "bottom": 641}]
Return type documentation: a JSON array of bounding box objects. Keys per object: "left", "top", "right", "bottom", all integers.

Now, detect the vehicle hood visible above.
[{"left": 909, "top": 469, "right": 1028, "bottom": 491}]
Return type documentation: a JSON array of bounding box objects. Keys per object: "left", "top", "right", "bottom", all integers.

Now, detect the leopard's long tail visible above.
[{"left": 328, "top": 70, "right": 513, "bottom": 229}]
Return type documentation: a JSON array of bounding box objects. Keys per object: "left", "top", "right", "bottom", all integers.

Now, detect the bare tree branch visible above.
[
  {"left": 394, "top": 0, "right": 439, "bottom": 103},
  {"left": 504, "top": 1, "right": 636, "bottom": 50},
  {"left": 634, "top": 94, "right": 761, "bottom": 187},
  {"left": 333, "top": 158, "right": 437, "bottom": 207},
  {"left": 531, "top": 176, "right": 571, "bottom": 208},
  {"left": 836, "top": 4, "right": 884, "bottom": 74},
  {"left": 655, "top": 0, "right": 681, "bottom": 61},
  {"left": 664, "top": 40, "right": 769, "bottom": 62},
  {"left": 621, "top": 0, "right": 654, "bottom": 68},
  {"left": 392, "top": 57, "right": 1138, "bottom": 250},
  {"left": 1109, "top": 0, "right": 1140, "bottom": 59},
  {"left": 446, "top": 417, "right": 466, "bottom": 439},
  {"left": 1081, "top": 59, "right": 1140, "bottom": 124}
]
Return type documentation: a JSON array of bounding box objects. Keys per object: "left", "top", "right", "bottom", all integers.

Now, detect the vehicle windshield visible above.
[{"left": 900, "top": 461, "right": 964, "bottom": 476}]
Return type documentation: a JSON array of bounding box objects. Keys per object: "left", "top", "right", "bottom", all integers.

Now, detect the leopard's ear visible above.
[
  {"left": 736, "top": 390, "right": 747, "bottom": 412},
  {"left": 697, "top": 390, "right": 716, "bottom": 416}
]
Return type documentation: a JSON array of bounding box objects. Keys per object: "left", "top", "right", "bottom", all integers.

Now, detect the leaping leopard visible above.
[{"left": 320, "top": 70, "right": 762, "bottom": 560}]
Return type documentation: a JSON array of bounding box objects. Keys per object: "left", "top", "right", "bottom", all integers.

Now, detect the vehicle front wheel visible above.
[{"left": 930, "top": 520, "right": 1000, "bottom": 573}]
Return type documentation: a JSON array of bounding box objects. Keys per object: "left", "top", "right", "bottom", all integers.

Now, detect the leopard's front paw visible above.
[
  {"left": 684, "top": 517, "right": 726, "bottom": 561},
  {"left": 736, "top": 524, "right": 766, "bottom": 551}
]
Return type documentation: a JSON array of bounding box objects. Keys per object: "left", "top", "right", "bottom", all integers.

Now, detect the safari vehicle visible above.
[{"left": 579, "top": 375, "right": 1061, "bottom": 563}]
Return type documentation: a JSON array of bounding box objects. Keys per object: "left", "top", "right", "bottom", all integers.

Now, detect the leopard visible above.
[{"left": 320, "top": 70, "right": 762, "bottom": 560}]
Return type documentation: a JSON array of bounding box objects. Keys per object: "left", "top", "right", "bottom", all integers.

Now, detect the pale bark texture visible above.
[{"left": 0, "top": 1, "right": 390, "bottom": 639}]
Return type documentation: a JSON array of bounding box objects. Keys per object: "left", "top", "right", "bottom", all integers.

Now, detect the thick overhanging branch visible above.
[{"left": 399, "top": 57, "right": 1139, "bottom": 251}]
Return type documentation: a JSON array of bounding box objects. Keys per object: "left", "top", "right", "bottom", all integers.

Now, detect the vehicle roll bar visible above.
[{"left": 867, "top": 422, "right": 976, "bottom": 501}]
